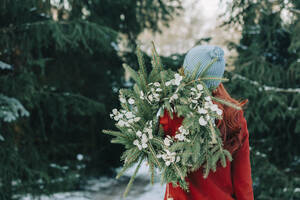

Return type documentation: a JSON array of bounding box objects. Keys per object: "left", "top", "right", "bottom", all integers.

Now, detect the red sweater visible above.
[{"left": 159, "top": 109, "right": 254, "bottom": 200}]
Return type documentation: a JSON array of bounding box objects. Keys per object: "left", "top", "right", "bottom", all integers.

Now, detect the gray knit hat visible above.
[{"left": 183, "top": 45, "right": 226, "bottom": 89}]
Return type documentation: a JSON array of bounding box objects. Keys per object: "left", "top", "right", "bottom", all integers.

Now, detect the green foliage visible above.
[{"left": 103, "top": 44, "right": 241, "bottom": 196}]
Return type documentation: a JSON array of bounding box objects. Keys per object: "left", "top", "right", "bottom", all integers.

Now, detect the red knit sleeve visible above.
[{"left": 231, "top": 111, "right": 254, "bottom": 200}]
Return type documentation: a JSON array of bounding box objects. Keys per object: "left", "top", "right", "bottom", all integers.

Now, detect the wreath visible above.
[{"left": 102, "top": 42, "right": 241, "bottom": 197}]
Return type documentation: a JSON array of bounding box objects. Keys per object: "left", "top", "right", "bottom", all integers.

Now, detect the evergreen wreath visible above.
[{"left": 102, "top": 42, "right": 241, "bottom": 197}]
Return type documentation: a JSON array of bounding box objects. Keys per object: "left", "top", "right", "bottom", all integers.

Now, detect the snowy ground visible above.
[{"left": 20, "top": 161, "right": 166, "bottom": 200}]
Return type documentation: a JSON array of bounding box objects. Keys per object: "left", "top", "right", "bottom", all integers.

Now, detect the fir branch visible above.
[
  {"left": 123, "top": 156, "right": 144, "bottom": 198},
  {"left": 136, "top": 45, "right": 148, "bottom": 86},
  {"left": 211, "top": 96, "right": 242, "bottom": 110},
  {"left": 149, "top": 161, "right": 155, "bottom": 185},
  {"left": 102, "top": 129, "right": 128, "bottom": 139},
  {"left": 208, "top": 121, "right": 217, "bottom": 145},
  {"left": 122, "top": 63, "right": 140, "bottom": 84},
  {"left": 190, "top": 61, "right": 203, "bottom": 80},
  {"left": 152, "top": 137, "right": 164, "bottom": 146},
  {"left": 148, "top": 142, "right": 162, "bottom": 169},
  {"left": 199, "top": 58, "right": 217, "bottom": 78},
  {"left": 198, "top": 77, "right": 229, "bottom": 82},
  {"left": 160, "top": 71, "right": 168, "bottom": 96},
  {"left": 151, "top": 41, "right": 164, "bottom": 72},
  {"left": 116, "top": 148, "right": 141, "bottom": 179},
  {"left": 172, "top": 162, "right": 185, "bottom": 181},
  {"left": 124, "top": 148, "right": 141, "bottom": 167}
]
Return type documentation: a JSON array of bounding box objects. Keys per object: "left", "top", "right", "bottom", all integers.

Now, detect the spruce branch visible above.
[
  {"left": 116, "top": 148, "right": 141, "bottom": 179},
  {"left": 211, "top": 96, "right": 242, "bottom": 110},
  {"left": 136, "top": 45, "right": 148, "bottom": 86},
  {"left": 123, "top": 156, "right": 144, "bottom": 198},
  {"left": 148, "top": 142, "right": 162, "bottom": 169},
  {"left": 151, "top": 41, "right": 164, "bottom": 72},
  {"left": 199, "top": 58, "right": 218, "bottom": 78}
]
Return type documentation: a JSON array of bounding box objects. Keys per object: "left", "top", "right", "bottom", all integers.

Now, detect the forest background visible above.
[{"left": 0, "top": 0, "right": 299, "bottom": 199}]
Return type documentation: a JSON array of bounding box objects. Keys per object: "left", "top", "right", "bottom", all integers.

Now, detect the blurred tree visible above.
[
  {"left": 0, "top": 0, "right": 181, "bottom": 198},
  {"left": 222, "top": 0, "right": 300, "bottom": 198}
]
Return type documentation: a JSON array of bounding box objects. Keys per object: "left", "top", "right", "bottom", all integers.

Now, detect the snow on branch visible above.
[
  {"left": 0, "top": 94, "right": 30, "bottom": 122},
  {"left": 232, "top": 73, "right": 300, "bottom": 94},
  {"left": 0, "top": 61, "right": 12, "bottom": 70}
]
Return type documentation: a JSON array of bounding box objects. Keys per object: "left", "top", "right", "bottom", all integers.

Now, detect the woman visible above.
[{"left": 159, "top": 45, "right": 254, "bottom": 200}]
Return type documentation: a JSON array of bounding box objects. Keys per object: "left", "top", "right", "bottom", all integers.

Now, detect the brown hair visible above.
[{"left": 212, "top": 83, "right": 248, "bottom": 155}]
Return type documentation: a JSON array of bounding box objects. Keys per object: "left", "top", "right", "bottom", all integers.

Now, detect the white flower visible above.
[
  {"left": 194, "top": 93, "right": 202, "bottom": 99},
  {"left": 175, "top": 134, "right": 185, "bottom": 141},
  {"left": 113, "top": 116, "right": 120, "bottom": 121},
  {"left": 148, "top": 94, "right": 153, "bottom": 102},
  {"left": 198, "top": 107, "right": 208, "bottom": 114},
  {"left": 140, "top": 91, "right": 145, "bottom": 100},
  {"left": 172, "top": 94, "right": 178, "bottom": 100},
  {"left": 156, "top": 88, "right": 162, "bottom": 92},
  {"left": 153, "top": 93, "right": 159, "bottom": 98},
  {"left": 153, "top": 82, "right": 160, "bottom": 87},
  {"left": 141, "top": 134, "right": 148, "bottom": 143},
  {"left": 197, "top": 84, "right": 203, "bottom": 91},
  {"left": 133, "top": 139, "right": 139, "bottom": 146},
  {"left": 205, "top": 96, "right": 211, "bottom": 101},
  {"left": 134, "top": 117, "right": 141, "bottom": 122},
  {"left": 157, "top": 154, "right": 162, "bottom": 158},
  {"left": 125, "top": 112, "right": 134, "bottom": 119},
  {"left": 128, "top": 119, "right": 134, "bottom": 123},
  {"left": 165, "top": 161, "right": 171, "bottom": 166},
  {"left": 191, "top": 99, "right": 198, "bottom": 104},
  {"left": 112, "top": 109, "right": 118, "bottom": 115},
  {"left": 117, "top": 120, "right": 126, "bottom": 127},
  {"left": 204, "top": 102, "right": 211, "bottom": 108},
  {"left": 133, "top": 140, "right": 142, "bottom": 150},
  {"left": 148, "top": 131, "right": 153, "bottom": 139},
  {"left": 128, "top": 98, "right": 135, "bottom": 104},
  {"left": 173, "top": 73, "right": 182, "bottom": 85},
  {"left": 191, "top": 88, "right": 197, "bottom": 92},
  {"left": 136, "top": 130, "right": 142, "bottom": 137},
  {"left": 216, "top": 109, "right": 223, "bottom": 116},
  {"left": 145, "top": 128, "right": 153, "bottom": 139},
  {"left": 120, "top": 97, "right": 126, "bottom": 103},
  {"left": 171, "top": 156, "right": 176, "bottom": 163},
  {"left": 210, "top": 104, "right": 218, "bottom": 111},
  {"left": 164, "top": 137, "right": 172, "bottom": 146},
  {"left": 206, "top": 115, "right": 210, "bottom": 120},
  {"left": 199, "top": 116, "right": 207, "bottom": 126},
  {"left": 176, "top": 156, "right": 180, "bottom": 163},
  {"left": 165, "top": 81, "right": 172, "bottom": 86},
  {"left": 174, "top": 73, "right": 182, "bottom": 80},
  {"left": 177, "top": 126, "right": 189, "bottom": 136},
  {"left": 142, "top": 143, "right": 148, "bottom": 149}
]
